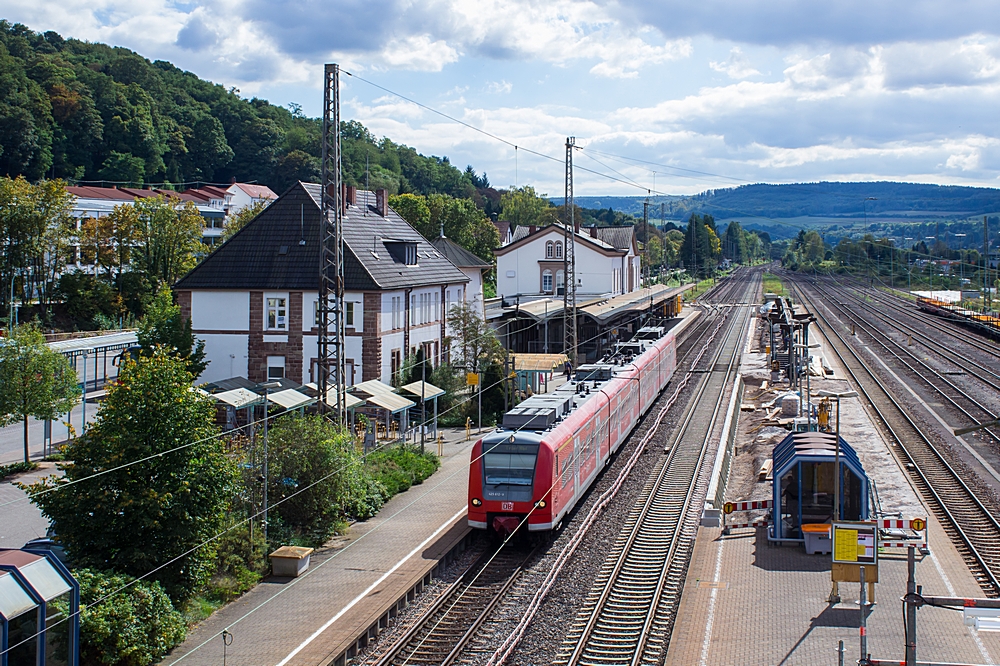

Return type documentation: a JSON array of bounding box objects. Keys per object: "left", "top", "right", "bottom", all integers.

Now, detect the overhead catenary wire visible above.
[{"left": 1, "top": 308, "right": 659, "bottom": 660}]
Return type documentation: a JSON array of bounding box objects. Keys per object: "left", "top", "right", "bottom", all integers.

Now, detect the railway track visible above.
[
  {"left": 373, "top": 547, "right": 535, "bottom": 666},
  {"left": 788, "top": 277, "right": 1000, "bottom": 596},
  {"left": 553, "top": 272, "right": 758, "bottom": 666},
  {"left": 804, "top": 277, "right": 1000, "bottom": 447}
]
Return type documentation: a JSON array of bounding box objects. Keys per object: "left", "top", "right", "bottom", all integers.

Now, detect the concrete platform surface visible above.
[
  {"left": 666, "top": 519, "right": 1000, "bottom": 666},
  {"left": 163, "top": 434, "right": 476, "bottom": 666}
]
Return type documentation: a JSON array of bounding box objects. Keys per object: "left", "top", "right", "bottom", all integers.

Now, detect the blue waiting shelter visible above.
[
  {"left": 0, "top": 549, "right": 79, "bottom": 666},
  {"left": 771, "top": 431, "right": 869, "bottom": 540}
]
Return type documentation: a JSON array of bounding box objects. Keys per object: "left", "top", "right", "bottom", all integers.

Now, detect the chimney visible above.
[
  {"left": 588, "top": 226, "right": 597, "bottom": 238},
  {"left": 347, "top": 185, "right": 357, "bottom": 206},
  {"left": 230, "top": 177, "right": 236, "bottom": 184},
  {"left": 529, "top": 225, "right": 537, "bottom": 234},
  {"left": 376, "top": 188, "right": 388, "bottom": 217}
]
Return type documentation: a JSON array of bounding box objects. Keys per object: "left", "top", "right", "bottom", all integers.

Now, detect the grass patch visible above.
[
  {"left": 0, "top": 461, "right": 38, "bottom": 481},
  {"left": 368, "top": 446, "right": 441, "bottom": 497},
  {"left": 763, "top": 272, "right": 784, "bottom": 296},
  {"left": 685, "top": 277, "right": 716, "bottom": 300}
]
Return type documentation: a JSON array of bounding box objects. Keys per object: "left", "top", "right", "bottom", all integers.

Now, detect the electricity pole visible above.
[
  {"left": 563, "top": 137, "right": 577, "bottom": 367},
  {"left": 319, "top": 63, "right": 346, "bottom": 422}
]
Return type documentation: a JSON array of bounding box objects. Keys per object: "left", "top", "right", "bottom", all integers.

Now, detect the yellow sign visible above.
[
  {"left": 832, "top": 522, "right": 877, "bottom": 565},
  {"left": 910, "top": 518, "right": 926, "bottom": 532},
  {"left": 723, "top": 502, "right": 735, "bottom": 515},
  {"left": 466, "top": 372, "right": 479, "bottom": 386}
]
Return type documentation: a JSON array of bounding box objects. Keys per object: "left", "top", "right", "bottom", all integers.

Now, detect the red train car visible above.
[{"left": 468, "top": 325, "right": 678, "bottom": 534}]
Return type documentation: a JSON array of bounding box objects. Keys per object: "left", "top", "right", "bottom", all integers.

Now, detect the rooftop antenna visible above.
[
  {"left": 318, "top": 63, "right": 346, "bottom": 422},
  {"left": 299, "top": 204, "right": 306, "bottom": 245}
]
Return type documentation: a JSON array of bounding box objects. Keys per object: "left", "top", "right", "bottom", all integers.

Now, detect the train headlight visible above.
[
  {"left": 537, "top": 500, "right": 546, "bottom": 508},
  {"left": 471, "top": 498, "right": 482, "bottom": 507}
]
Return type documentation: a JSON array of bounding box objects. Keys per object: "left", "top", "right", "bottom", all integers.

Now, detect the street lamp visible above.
[
  {"left": 257, "top": 380, "right": 281, "bottom": 543},
  {"left": 816, "top": 389, "right": 858, "bottom": 521}
]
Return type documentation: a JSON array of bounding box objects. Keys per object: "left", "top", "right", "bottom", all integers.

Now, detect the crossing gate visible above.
[
  {"left": 877, "top": 517, "right": 929, "bottom": 554},
  {"left": 722, "top": 500, "right": 772, "bottom": 535}
]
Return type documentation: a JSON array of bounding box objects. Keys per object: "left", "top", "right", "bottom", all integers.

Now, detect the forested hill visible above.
[
  {"left": 570, "top": 182, "right": 1000, "bottom": 221},
  {"left": 0, "top": 21, "right": 484, "bottom": 197}
]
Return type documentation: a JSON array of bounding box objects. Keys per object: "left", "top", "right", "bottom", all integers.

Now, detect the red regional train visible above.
[{"left": 468, "top": 324, "right": 682, "bottom": 535}]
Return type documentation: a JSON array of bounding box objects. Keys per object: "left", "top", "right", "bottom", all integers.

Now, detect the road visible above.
[{"left": 0, "top": 398, "right": 100, "bottom": 465}]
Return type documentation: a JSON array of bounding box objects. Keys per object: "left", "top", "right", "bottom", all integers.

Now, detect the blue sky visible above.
[{"left": 7, "top": 0, "right": 1000, "bottom": 197}]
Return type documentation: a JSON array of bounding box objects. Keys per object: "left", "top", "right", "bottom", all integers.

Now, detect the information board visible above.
[{"left": 832, "top": 521, "right": 878, "bottom": 565}]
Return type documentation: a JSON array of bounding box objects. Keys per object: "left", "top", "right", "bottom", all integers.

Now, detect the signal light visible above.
[{"left": 471, "top": 498, "right": 482, "bottom": 506}]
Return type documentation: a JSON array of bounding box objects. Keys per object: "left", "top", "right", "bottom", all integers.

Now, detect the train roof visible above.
[{"left": 493, "top": 327, "right": 671, "bottom": 434}]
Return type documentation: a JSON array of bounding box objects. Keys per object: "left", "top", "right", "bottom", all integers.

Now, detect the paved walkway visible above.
[
  {"left": 163, "top": 429, "right": 477, "bottom": 666},
  {"left": 0, "top": 463, "right": 57, "bottom": 549}
]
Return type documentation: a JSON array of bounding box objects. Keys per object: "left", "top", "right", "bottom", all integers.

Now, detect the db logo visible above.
[{"left": 501, "top": 502, "right": 514, "bottom": 511}]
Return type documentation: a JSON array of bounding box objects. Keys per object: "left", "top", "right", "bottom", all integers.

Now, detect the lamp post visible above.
[
  {"left": 817, "top": 390, "right": 859, "bottom": 521},
  {"left": 257, "top": 381, "right": 281, "bottom": 543}
]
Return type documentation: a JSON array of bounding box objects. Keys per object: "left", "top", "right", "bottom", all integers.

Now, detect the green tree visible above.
[
  {"left": 0, "top": 323, "right": 79, "bottom": 461},
  {"left": 498, "top": 186, "right": 556, "bottom": 230},
  {"left": 646, "top": 236, "right": 664, "bottom": 268},
  {"left": 137, "top": 284, "right": 207, "bottom": 377},
  {"left": 97, "top": 150, "right": 145, "bottom": 185},
  {"left": 388, "top": 193, "right": 431, "bottom": 234},
  {"left": 446, "top": 301, "right": 502, "bottom": 375},
  {"left": 132, "top": 195, "right": 204, "bottom": 284},
  {"left": 426, "top": 194, "right": 499, "bottom": 263},
  {"left": 26, "top": 350, "right": 237, "bottom": 602},
  {"left": 221, "top": 198, "right": 269, "bottom": 242}
]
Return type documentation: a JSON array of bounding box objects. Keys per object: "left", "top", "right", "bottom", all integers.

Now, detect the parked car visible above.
[{"left": 22, "top": 536, "right": 70, "bottom": 567}]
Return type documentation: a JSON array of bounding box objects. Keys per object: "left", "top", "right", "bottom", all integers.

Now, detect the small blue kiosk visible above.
[
  {"left": 771, "top": 431, "right": 869, "bottom": 541},
  {"left": 0, "top": 549, "right": 79, "bottom": 666}
]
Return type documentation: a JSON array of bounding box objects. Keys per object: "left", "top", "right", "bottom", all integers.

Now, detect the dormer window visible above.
[{"left": 383, "top": 240, "right": 419, "bottom": 265}]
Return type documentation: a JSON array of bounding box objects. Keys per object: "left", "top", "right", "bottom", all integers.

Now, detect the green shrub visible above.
[
  {"left": 367, "top": 447, "right": 440, "bottom": 497},
  {"left": 204, "top": 519, "right": 267, "bottom": 604},
  {"left": 65, "top": 569, "right": 186, "bottom": 666},
  {"left": 265, "top": 415, "right": 357, "bottom": 547},
  {"left": 0, "top": 461, "right": 37, "bottom": 480},
  {"left": 55, "top": 271, "right": 119, "bottom": 328}
]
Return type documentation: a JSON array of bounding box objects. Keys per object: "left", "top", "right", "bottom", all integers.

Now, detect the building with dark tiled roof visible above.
[
  {"left": 173, "top": 182, "right": 474, "bottom": 386},
  {"left": 495, "top": 223, "right": 640, "bottom": 301},
  {"left": 430, "top": 226, "right": 492, "bottom": 317}
]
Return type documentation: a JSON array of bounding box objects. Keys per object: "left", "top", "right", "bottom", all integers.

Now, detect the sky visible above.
[{"left": 7, "top": 0, "right": 1000, "bottom": 198}]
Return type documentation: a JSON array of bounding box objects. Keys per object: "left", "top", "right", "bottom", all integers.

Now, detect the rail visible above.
[{"left": 788, "top": 277, "right": 1000, "bottom": 596}]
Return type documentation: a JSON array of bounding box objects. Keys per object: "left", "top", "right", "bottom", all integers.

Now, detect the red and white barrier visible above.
[
  {"left": 876, "top": 517, "right": 929, "bottom": 553},
  {"left": 722, "top": 499, "right": 772, "bottom": 534}
]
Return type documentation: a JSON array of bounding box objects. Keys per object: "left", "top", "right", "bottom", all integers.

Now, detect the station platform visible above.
[
  {"left": 666, "top": 313, "right": 1000, "bottom": 665},
  {"left": 164, "top": 430, "right": 478, "bottom": 666}
]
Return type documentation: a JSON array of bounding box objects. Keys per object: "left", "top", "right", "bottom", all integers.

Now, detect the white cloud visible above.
[
  {"left": 486, "top": 80, "right": 513, "bottom": 94},
  {"left": 710, "top": 47, "right": 760, "bottom": 79}
]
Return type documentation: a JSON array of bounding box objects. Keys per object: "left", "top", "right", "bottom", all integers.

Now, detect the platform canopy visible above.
[
  {"left": 214, "top": 387, "right": 262, "bottom": 409},
  {"left": 580, "top": 284, "right": 691, "bottom": 323},
  {"left": 366, "top": 392, "right": 415, "bottom": 414},
  {"left": 267, "top": 389, "right": 314, "bottom": 410},
  {"left": 510, "top": 353, "right": 569, "bottom": 372},
  {"left": 304, "top": 383, "right": 367, "bottom": 410},
  {"left": 400, "top": 381, "right": 445, "bottom": 401},
  {"left": 352, "top": 379, "right": 397, "bottom": 397}
]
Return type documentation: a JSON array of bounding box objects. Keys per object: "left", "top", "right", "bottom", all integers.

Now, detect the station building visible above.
[{"left": 173, "top": 183, "right": 477, "bottom": 387}]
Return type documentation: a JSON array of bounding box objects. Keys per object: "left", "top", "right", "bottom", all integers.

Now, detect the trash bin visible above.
[
  {"left": 802, "top": 523, "right": 831, "bottom": 555},
  {"left": 269, "top": 546, "right": 314, "bottom": 577}
]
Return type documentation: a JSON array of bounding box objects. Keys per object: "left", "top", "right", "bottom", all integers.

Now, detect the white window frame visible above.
[
  {"left": 267, "top": 355, "right": 285, "bottom": 379},
  {"left": 555, "top": 242, "right": 563, "bottom": 259},
  {"left": 542, "top": 269, "right": 553, "bottom": 293},
  {"left": 345, "top": 301, "right": 355, "bottom": 327},
  {"left": 545, "top": 241, "right": 554, "bottom": 258},
  {"left": 266, "top": 296, "right": 287, "bottom": 330}
]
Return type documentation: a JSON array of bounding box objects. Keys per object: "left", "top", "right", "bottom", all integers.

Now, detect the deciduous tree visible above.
[
  {"left": 0, "top": 323, "right": 79, "bottom": 461},
  {"left": 26, "top": 350, "right": 237, "bottom": 602},
  {"left": 137, "top": 284, "right": 207, "bottom": 378}
]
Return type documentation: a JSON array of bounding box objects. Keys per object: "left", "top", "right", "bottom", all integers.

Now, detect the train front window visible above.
[{"left": 483, "top": 443, "right": 538, "bottom": 486}]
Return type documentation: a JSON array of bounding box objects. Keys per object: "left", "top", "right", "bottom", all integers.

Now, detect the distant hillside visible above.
[
  {"left": 560, "top": 182, "right": 1000, "bottom": 224},
  {"left": 0, "top": 21, "right": 481, "bottom": 197}
]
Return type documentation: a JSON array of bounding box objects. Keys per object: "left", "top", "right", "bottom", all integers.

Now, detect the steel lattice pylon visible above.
[
  {"left": 563, "top": 136, "right": 577, "bottom": 366},
  {"left": 318, "top": 63, "right": 346, "bottom": 421}
]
